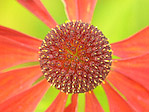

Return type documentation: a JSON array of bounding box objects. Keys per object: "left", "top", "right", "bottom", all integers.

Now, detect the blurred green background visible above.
[{"left": 0, "top": 0, "right": 149, "bottom": 112}]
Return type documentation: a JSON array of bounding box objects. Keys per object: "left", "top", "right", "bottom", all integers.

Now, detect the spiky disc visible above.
[{"left": 39, "top": 21, "right": 112, "bottom": 94}]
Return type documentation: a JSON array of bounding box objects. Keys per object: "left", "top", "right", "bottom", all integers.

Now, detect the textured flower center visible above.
[{"left": 39, "top": 21, "right": 112, "bottom": 94}]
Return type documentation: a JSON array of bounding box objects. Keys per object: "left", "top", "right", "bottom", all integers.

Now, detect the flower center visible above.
[{"left": 39, "top": 21, "right": 112, "bottom": 94}]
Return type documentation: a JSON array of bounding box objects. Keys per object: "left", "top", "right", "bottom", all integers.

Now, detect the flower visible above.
[{"left": 0, "top": 0, "right": 149, "bottom": 112}]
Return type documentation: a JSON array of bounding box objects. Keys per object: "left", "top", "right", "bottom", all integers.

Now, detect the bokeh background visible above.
[{"left": 0, "top": 0, "right": 149, "bottom": 112}]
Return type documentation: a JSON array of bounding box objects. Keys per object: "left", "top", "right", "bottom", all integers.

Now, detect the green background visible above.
[{"left": 0, "top": 0, "right": 149, "bottom": 112}]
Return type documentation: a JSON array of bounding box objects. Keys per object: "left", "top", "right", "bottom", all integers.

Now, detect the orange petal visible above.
[
  {"left": 0, "top": 65, "right": 42, "bottom": 103},
  {"left": 0, "top": 26, "right": 41, "bottom": 71},
  {"left": 85, "top": 91, "right": 104, "bottom": 112},
  {"left": 46, "top": 92, "right": 68, "bottom": 112},
  {"left": 63, "top": 0, "right": 97, "bottom": 23},
  {"left": 17, "top": 0, "right": 57, "bottom": 28},
  {"left": 64, "top": 94, "right": 78, "bottom": 112},
  {"left": 111, "top": 26, "right": 149, "bottom": 58},
  {"left": 112, "top": 53, "right": 149, "bottom": 91},
  {"left": 108, "top": 70, "right": 149, "bottom": 111},
  {"left": 102, "top": 82, "right": 134, "bottom": 112},
  {"left": 0, "top": 79, "right": 50, "bottom": 112}
]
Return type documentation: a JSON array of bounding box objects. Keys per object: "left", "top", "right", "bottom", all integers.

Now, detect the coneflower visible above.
[{"left": 0, "top": 0, "right": 149, "bottom": 112}]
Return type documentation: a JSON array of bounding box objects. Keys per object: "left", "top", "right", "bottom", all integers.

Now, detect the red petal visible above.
[
  {"left": 0, "top": 65, "right": 42, "bottom": 103},
  {"left": 77, "top": 0, "right": 97, "bottom": 23},
  {"left": 17, "top": 0, "right": 57, "bottom": 28},
  {"left": 63, "top": 0, "right": 78, "bottom": 20},
  {"left": 0, "top": 26, "right": 41, "bottom": 48},
  {"left": 0, "top": 79, "right": 50, "bottom": 112},
  {"left": 46, "top": 92, "right": 68, "bottom": 112},
  {"left": 112, "top": 53, "right": 149, "bottom": 90},
  {"left": 111, "top": 26, "right": 149, "bottom": 58},
  {"left": 102, "top": 82, "right": 134, "bottom": 112},
  {"left": 63, "top": 0, "right": 97, "bottom": 23},
  {"left": 85, "top": 91, "right": 104, "bottom": 112},
  {"left": 0, "top": 26, "right": 41, "bottom": 71},
  {"left": 64, "top": 94, "right": 78, "bottom": 112},
  {"left": 108, "top": 70, "right": 149, "bottom": 111}
]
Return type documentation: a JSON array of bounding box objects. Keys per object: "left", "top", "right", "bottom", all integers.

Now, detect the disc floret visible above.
[{"left": 39, "top": 21, "right": 112, "bottom": 94}]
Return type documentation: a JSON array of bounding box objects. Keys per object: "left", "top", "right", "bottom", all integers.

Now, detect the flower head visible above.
[
  {"left": 0, "top": 0, "right": 149, "bottom": 112},
  {"left": 39, "top": 21, "right": 112, "bottom": 94}
]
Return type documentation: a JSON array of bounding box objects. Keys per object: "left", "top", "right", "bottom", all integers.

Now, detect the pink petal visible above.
[
  {"left": 46, "top": 92, "right": 68, "bottom": 112},
  {"left": 64, "top": 94, "right": 78, "bottom": 112},
  {"left": 111, "top": 26, "right": 149, "bottom": 58},
  {"left": 102, "top": 82, "right": 134, "bottom": 112},
  {"left": 112, "top": 53, "right": 149, "bottom": 90},
  {"left": 0, "top": 79, "right": 50, "bottom": 112},
  {"left": 85, "top": 91, "right": 104, "bottom": 112},
  {"left": 108, "top": 70, "right": 149, "bottom": 111},
  {"left": 17, "top": 0, "right": 57, "bottom": 28},
  {"left": 0, "top": 26, "right": 41, "bottom": 71},
  {"left": 0, "top": 65, "right": 42, "bottom": 103},
  {"left": 63, "top": 0, "right": 97, "bottom": 23}
]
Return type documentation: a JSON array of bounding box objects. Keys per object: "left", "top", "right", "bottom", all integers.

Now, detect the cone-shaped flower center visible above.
[{"left": 39, "top": 21, "right": 112, "bottom": 94}]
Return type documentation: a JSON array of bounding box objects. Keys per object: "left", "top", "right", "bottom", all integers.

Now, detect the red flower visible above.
[{"left": 0, "top": 0, "right": 149, "bottom": 112}]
